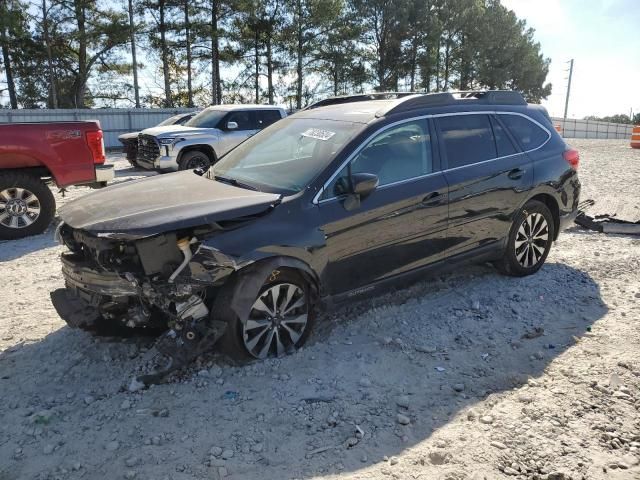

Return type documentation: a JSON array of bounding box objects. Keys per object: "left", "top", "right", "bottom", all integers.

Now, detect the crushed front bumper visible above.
[{"left": 61, "top": 254, "right": 137, "bottom": 298}]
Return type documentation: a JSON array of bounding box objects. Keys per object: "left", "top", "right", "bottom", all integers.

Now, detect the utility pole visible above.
[
  {"left": 128, "top": 0, "right": 140, "bottom": 108},
  {"left": 563, "top": 59, "right": 574, "bottom": 120}
]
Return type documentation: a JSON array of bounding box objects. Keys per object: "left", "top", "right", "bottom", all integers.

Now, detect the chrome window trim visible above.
[{"left": 312, "top": 110, "right": 552, "bottom": 205}]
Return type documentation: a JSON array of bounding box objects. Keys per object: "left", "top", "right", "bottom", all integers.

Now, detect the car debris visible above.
[{"left": 574, "top": 199, "right": 640, "bottom": 235}]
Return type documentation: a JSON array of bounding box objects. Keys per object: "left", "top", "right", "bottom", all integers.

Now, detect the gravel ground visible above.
[{"left": 1, "top": 139, "right": 639, "bottom": 480}]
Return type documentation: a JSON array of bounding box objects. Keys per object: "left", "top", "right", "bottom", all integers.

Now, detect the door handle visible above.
[
  {"left": 508, "top": 168, "right": 525, "bottom": 180},
  {"left": 422, "top": 192, "right": 446, "bottom": 206}
]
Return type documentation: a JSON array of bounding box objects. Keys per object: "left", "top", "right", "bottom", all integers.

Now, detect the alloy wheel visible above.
[
  {"left": 187, "top": 156, "right": 210, "bottom": 170},
  {"left": 0, "top": 187, "right": 41, "bottom": 229},
  {"left": 514, "top": 212, "right": 549, "bottom": 268},
  {"left": 243, "top": 282, "right": 308, "bottom": 359}
]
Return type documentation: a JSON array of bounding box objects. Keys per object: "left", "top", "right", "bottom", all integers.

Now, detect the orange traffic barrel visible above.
[
  {"left": 554, "top": 124, "right": 562, "bottom": 135},
  {"left": 632, "top": 125, "right": 640, "bottom": 149}
]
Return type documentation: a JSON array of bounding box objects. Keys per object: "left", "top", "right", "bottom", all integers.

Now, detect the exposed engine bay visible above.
[{"left": 51, "top": 223, "right": 241, "bottom": 384}]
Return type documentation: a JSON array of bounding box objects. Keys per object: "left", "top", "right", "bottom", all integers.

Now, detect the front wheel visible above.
[
  {"left": 0, "top": 172, "right": 56, "bottom": 240},
  {"left": 179, "top": 151, "right": 212, "bottom": 171},
  {"left": 495, "top": 200, "right": 555, "bottom": 277},
  {"left": 217, "top": 269, "right": 315, "bottom": 361}
]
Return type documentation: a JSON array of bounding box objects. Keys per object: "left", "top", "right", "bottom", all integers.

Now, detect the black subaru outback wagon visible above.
[{"left": 54, "top": 91, "right": 580, "bottom": 365}]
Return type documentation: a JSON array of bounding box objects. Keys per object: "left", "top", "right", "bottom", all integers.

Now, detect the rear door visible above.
[
  {"left": 317, "top": 118, "right": 449, "bottom": 295},
  {"left": 256, "top": 110, "right": 284, "bottom": 130},
  {"left": 434, "top": 112, "right": 533, "bottom": 256}
]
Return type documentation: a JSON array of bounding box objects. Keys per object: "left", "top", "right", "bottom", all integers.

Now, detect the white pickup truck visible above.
[{"left": 135, "top": 105, "right": 287, "bottom": 172}]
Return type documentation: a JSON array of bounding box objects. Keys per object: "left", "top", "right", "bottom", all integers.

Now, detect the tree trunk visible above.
[
  {"left": 127, "top": 0, "right": 140, "bottom": 107},
  {"left": 0, "top": 0, "right": 17, "bottom": 109},
  {"left": 266, "top": 33, "right": 273, "bottom": 105},
  {"left": 159, "top": 0, "right": 172, "bottom": 107},
  {"left": 409, "top": 36, "right": 418, "bottom": 92},
  {"left": 73, "top": 0, "right": 88, "bottom": 108},
  {"left": 434, "top": 37, "right": 441, "bottom": 91},
  {"left": 295, "top": 0, "right": 303, "bottom": 109},
  {"left": 184, "top": 1, "right": 193, "bottom": 107},
  {"left": 210, "top": 0, "right": 221, "bottom": 104},
  {"left": 443, "top": 36, "right": 450, "bottom": 90},
  {"left": 41, "top": 0, "right": 58, "bottom": 108},
  {"left": 254, "top": 30, "right": 259, "bottom": 103}
]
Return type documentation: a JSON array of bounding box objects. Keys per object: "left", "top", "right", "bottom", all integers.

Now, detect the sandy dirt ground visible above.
[{"left": 1, "top": 140, "right": 639, "bottom": 480}]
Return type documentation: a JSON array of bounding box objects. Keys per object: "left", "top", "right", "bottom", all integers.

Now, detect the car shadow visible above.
[
  {"left": 0, "top": 262, "right": 606, "bottom": 479},
  {"left": 0, "top": 229, "right": 58, "bottom": 262}
]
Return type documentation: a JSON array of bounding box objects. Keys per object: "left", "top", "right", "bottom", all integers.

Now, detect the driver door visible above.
[
  {"left": 317, "top": 119, "right": 449, "bottom": 295},
  {"left": 217, "top": 111, "right": 259, "bottom": 156}
]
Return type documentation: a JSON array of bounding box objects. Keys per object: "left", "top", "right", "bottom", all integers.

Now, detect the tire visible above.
[
  {"left": 178, "top": 150, "right": 212, "bottom": 171},
  {"left": 216, "top": 269, "right": 315, "bottom": 361},
  {"left": 0, "top": 172, "right": 56, "bottom": 240},
  {"left": 494, "top": 200, "right": 555, "bottom": 277}
]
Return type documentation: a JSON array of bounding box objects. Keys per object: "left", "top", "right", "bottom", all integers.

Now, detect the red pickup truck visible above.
[{"left": 0, "top": 121, "right": 114, "bottom": 240}]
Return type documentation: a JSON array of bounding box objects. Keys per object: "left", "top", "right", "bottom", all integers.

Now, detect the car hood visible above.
[
  {"left": 119, "top": 131, "right": 140, "bottom": 141},
  {"left": 141, "top": 125, "right": 219, "bottom": 138},
  {"left": 59, "top": 171, "right": 282, "bottom": 238}
]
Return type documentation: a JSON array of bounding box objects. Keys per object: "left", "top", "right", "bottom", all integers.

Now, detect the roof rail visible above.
[
  {"left": 304, "top": 92, "right": 416, "bottom": 110},
  {"left": 384, "top": 90, "right": 527, "bottom": 115}
]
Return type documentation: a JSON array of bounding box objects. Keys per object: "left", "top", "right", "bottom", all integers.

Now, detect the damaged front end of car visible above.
[{"left": 51, "top": 222, "right": 249, "bottom": 383}]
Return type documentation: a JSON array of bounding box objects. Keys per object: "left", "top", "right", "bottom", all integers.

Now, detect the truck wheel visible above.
[
  {"left": 179, "top": 151, "right": 212, "bottom": 171},
  {"left": 0, "top": 172, "right": 56, "bottom": 240}
]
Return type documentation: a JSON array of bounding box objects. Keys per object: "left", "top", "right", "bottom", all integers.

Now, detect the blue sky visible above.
[{"left": 502, "top": 0, "right": 640, "bottom": 118}]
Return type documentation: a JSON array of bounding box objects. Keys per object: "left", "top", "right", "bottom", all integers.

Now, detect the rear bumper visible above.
[{"left": 95, "top": 164, "right": 115, "bottom": 183}]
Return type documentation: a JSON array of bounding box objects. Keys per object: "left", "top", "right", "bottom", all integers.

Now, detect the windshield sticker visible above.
[{"left": 301, "top": 128, "right": 336, "bottom": 141}]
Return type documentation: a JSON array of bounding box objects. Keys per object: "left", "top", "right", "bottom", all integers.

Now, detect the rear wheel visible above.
[
  {"left": 495, "top": 200, "right": 554, "bottom": 277},
  {"left": 179, "top": 150, "right": 212, "bottom": 171},
  {"left": 218, "top": 270, "right": 315, "bottom": 361},
  {"left": 0, "top": 172, "right": 56, "bottom": 240}
]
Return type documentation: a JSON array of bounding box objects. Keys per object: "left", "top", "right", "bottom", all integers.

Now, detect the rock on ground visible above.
[{"left": 1, "top": 140, "right": 639, "bottom": 479}]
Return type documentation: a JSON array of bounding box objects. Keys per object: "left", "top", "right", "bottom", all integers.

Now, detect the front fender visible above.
[{"left": 209, "top": 256, "right": 320, "bottom": 326}]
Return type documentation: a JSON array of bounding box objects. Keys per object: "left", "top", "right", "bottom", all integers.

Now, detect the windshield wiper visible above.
[{"left": 213, "top": 174, "right": 258, "bottom": 191}]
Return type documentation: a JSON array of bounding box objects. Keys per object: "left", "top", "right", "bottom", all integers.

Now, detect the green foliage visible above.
[
  {"left": 0, "top": 0, "right": 555, "bottom": 108},
  {"left": 584, "top": 113, "right": 640, "bottom": 125}
]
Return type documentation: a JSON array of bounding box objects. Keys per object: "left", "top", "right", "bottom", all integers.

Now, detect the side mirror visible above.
[
  {"left": 226, "top": 121, "right": 238, "bottom": 130},
  {"left": 340, "top": 172, "right": 378, "bottom": 211},
  {"left": 351, "top": 173, "right": 379, "bottom": 197}
]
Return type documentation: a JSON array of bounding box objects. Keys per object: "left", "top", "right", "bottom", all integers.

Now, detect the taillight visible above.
[
  {"left": 86, "top": 130, "right": 106, "bottom": 164},
  {"left": 563, "top": 148, "right": 579, "bottom": 170}
]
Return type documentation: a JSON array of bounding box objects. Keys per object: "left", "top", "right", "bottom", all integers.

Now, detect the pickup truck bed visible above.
[{"left": 0, "top": 121, "right": 114, "bottom": 240}]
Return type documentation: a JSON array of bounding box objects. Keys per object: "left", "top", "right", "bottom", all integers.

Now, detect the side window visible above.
[
  {"left": 437, "top": 114, "right": 496, "bottom": 168},
  {"left": 490, "top": 116, "right": 518, "bottom": 157},
  {"left": 257, "top": 110, "right": 282, "bottom": 129},
  {"left": 320, "top": 120, "right": 432, "bottom": 200},
  {"left": 499, "top": 114, "right": 549, "bottom": 150},
  {"left": 225, "top": 111, "right": 255, "bottom": 131}
]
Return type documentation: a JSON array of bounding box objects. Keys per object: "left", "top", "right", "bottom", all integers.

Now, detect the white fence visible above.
[
  {"left": 551, "top": 117, "right": 634, "bottom": 139},
  {"left": 0, "top": 108, "right": 634, "bottom": 147},
  {"left": 0, "top": 108, "right": 197, "bottom": 148}
]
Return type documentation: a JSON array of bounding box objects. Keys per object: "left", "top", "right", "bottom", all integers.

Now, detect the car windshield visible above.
[
  {"left": 157, "top": 114, "right": 185, "bottom": 127},
  {"left": 210, "top": 117, "right": 363, "bottom": 194},
  {"left": 185, "top": 109, "right": 226, "bottom": 128}
]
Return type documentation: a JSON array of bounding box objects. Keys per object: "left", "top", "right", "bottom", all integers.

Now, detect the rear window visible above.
[
  {"left": 499, "top": 114, "right": 549, "bottom": 150},
  {"left": 490, "top": 116, "right": 518, "bottom": 157},
  {"left": 437, "top": 114, "right": 497, "bottom": 168}
]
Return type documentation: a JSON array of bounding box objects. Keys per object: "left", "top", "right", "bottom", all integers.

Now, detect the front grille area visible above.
[{"left": 137, "top": 134, "right": 160, "bottom": 163}]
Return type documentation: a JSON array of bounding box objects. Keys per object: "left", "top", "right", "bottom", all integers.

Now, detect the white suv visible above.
[{"left": 136, "top": 105, "right": 287, "bottom": 171}]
